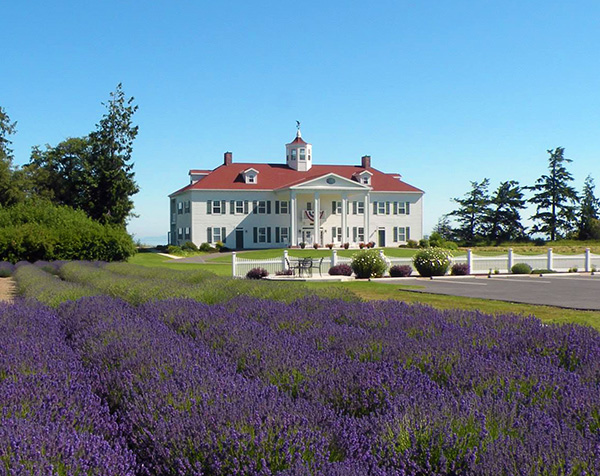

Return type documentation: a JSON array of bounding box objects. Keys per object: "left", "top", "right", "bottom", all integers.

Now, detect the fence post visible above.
[
  {"left": 283, "top": 250, "right": 289, "bottom": 270},
  {"left": 547, "top": 248, "right": 553, "bottom": 271},
  {"left": 467, "top": 249, "right": 473, "bottom": 275},
  {"left": 232, "top": 252, "right": 237, "bottom": 277},
  {"left": 508, "top": 248, "right": 513, "bottom": 272},
  {"left": 585, "top": 248, "right": 591, "bottom": 272},
  {"left": 331, "top": 249, "right": 337, "bottom": 268}
]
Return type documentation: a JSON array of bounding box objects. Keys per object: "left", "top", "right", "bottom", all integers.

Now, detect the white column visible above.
[
  {"left": 585, "top": 248, "right": 591, "bottom": 272},
  {"left": 508, "top": 248, "right": 514, "bottom": 272},
  {"left": 283, "top": 249, "right": 289, "bottom": 270},
  {"left": 363, "top": 192, "right": 370, "bottom": 243},
  {"left": 341, "top": 192, "right": 348, "bottom": 245},
  {"left": 467, "top": 249, "right": 473, "bottom": 275},
  {"left": 290, "top": 191, "right": 297, "bottom": 246},
  {"left": 547, "top": 248, "right": 553, "bottom": 271},
  {"left": 313, "top": 192, "right": 320, "bottom": 245},
  {"left": 232, "top": 251, "right": 237, "bottom": 277},
  {"left": 331, "top": 249, "right": 337, "bottom": 268}
]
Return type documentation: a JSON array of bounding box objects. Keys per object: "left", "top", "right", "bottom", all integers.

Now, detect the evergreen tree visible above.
[
  {"left": 0, "top": 107, "right": 25, "bottom": 206},
  {"left": 578, "top": 174, "right": 600, "bottom": 240},
  {"left": 528, "top": 147, "right": 579, "bottom": 241},
  {"left": 87, "top": 83, "right": 139, "bottom": 226},
  {"left": 448, "top": 178, "right": 491, "bottom": 244},
  {"left": 486, "top": 180, "right": 526, "bottom": 243},
  {"left": 432, "top": 215, "right": 454, "bottom": 240}
]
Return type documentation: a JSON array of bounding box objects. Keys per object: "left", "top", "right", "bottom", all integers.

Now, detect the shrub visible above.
[
  {"left": 451, "top": 263, "right": 469, "bottom": 276},
  {"left": 0, "top": 200, "right": 135, "bottom": 262},
  {"left": 300, "top": 242, "right": 306, "bottom": 249},
  {"left": 389, "top": 265, "right": 412, "bottom": 277},
  {"left": 313, "top": 243, "right": 320, "bottom": 249},
  {"left": 359, "top": 243, "right": 365, "bottom": 249},
  {"left": 419, "top": 239, "right": 430, "bottom": 248},
  {"left": 215, "top": 240, "right": 225, "bottom": 251},
  {"left": 343, "top": 242, "right": 349, "bottom": 249},
  {"left": 444, "top": 241, "right": 459, "bottom": 250},
  {"left": 0, "top": 261, "right": 15, "bottom": 277},
  {"left": 246, "top": 268, "right": 269, "bottom": 279},
  {"left": 167, "top": 245, "right": 182, "bottom": 255},
  {"left": 181, "top": 241, "right": 198, "bottom": 252},
  {"left": 275, "top": 269, "right": 294, "bottom": 276},
  {"left": 532, "top": 269, "right": 555, "bottom": 274},
  {"left": 406, "top": 239, "right": 419, "bottom": 248},
  {"left": 326, "top": 243, "right": 334, "bottom": 249},
  {"left": 412, "top": 247, "right": 452, "bottom": 277},
  {"left": 429, "top": 232, "right": 444, "bottom": 248},
  {"left": 351, "top": 250, "right": 388, "bottom": 279},
  {"left": 328, "top": 264, "right": 353, "bottom": 276},
  {"left": 199, "top": 242, "right": 217, "bottom": 252},
  {"left": 569, "top": 267, "right": 578, "bottom": 273},
  {"left": 511, "top": 263, "right": 532, "bottom": 274},
  {"left": 368, "top": 241, "right": 376, "bottom": 249}
]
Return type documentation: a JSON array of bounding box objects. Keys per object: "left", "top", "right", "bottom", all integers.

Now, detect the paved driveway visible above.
[{"left": 383, "top": 274, "right": 600, "bottom": 310}]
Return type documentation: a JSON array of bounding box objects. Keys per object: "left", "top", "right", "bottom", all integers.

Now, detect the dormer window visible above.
[
  {"left": 242, "top": 168, "right": 259, "bottom": 184},
  {"left": 362, "top": 177, "right": 369, "bottom": 184},
  {"left": 354, "top": 170, "right": 373, "bottom": 185}
]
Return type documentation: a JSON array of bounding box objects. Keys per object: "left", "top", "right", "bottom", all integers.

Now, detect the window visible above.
[
  {"left": 332, "top": 227, "right": 342, "bottom": 241},
  {"left": 235, "top": 200, "right": 244, "bottom": 214},
  {"left": 184, "top": 201, "right": 190, "bottom": 213},
  {"left": 247, "top": 175, "right": 256, "bottom": 184},
  {"left": 212, "top": 201, "right": 222, "bottom": 214},
  {"left": 280, "top": 201, "right": 289, "bottom": 214},
  {"left": 362, "top": 177, "right": 370, "bottom": 184},
  {"left": 177, "top": 228, "right": 183, "bottom": 239},
  {"left": 299, "top": 148, "right": 306, "bottom": 160},
  {"left": 377, "top": 202, "right": 386, "bottom": 215},
  {"left": 396, "top": 202, "right": 411, "bottom": 215},
  {"left": 353, "top": 201, "right": 365, "bottom": 214},
  {"left": 280, "top": 227, "right": 289, "bottom": 242},
  {"left": 212, "top": 227, "right": 222, "bottom": 243},
  {"left": 184, "top": 227, "right": 190, "bottom": 240},
  {"left": 306, "top": 202, "right": 312, "bottom": 211},
  {"left": 177, "top": 202, "right": 183, "bottom": 215},
  {"left": 257, "top": 200, "right": 267, "bottom": 214},
  {"left": 331, "top": 201, "right": 342, "bottom": 214},
  {"left": 258, "top": 227, "right": 267, "bottom": 243},
  {"left": 394, "top": 226, "right": 410, "bottom": 242},
  {"left": 291, "top": 149, "right": 297, "bottom": 160}
]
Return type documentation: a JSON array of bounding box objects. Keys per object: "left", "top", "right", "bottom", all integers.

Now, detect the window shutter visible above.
[
  {"left": 207, "top": 200, "right": 212, "bottom": 214},
  {"left": 267, "top": 201, "right": 271, "bottom": 214},
  {"left": 393, "top": 202, "right": 398, "bottom": 215},
  {"left": 373, "top": 202, "right": 378, "bottom": 215},
  {"left": 275, "top": 201, "right": 280, "bottom": 214},
  {"left": 267, "top": 227, "right": 272, "bottom": 242},
  {"left": 221, "top": 200, "right": 226, "bottom": 214},
  {"left": 347, "top": 201, "right": 350, "bottom": 214},
  {"left": 353, "top": 227, "right": 357, "bottom": 242},
  {"left": 332, "top": 227, "right": 336, "bottom": 240},
  {"left": 207, "top": 227, "right": 212, "bottom": 243},
  {"left": 332, "top": 201, "right": 336, "bottom": 214},
  {"left": 252, "top": 201, "right": 258, "bottom": 214},
  {"left": 406, "top": 227, "right": 411, "bottom": 240},
  {"left": 353, "top": 201, "right": 357, "bottom": 214},
  {"left": 394, "top": 227, "right": 398, "bottom": 242},
  {"left": 386, "top": 202, "right": 390, "bottom": 215},
  {"left": 222, "top": 227, "right": 226, "bottom": 243},
  {"left": 244, "top": 201, "right": 249, "bottom": 214},
  {"left": 275, "top": 227, "right": 280, "bottom": 243},
  {"left": 406, "top": 202, "right": 410, "bottom": 215},
  {"left": 230, "top": 200, "right": 235, "bottom": 214},
  {"left": 253, "top": 227, "right": 258, "bottom": 243}
]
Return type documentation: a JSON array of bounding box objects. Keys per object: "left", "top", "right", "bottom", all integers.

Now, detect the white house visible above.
[{"left": 168, "top": 128, "right": 424, "bottom": 249}]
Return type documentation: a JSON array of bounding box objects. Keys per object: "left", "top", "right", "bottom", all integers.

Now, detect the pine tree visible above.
[
  {"left": 528, "top": 147, "right": 579, "bottom": 241},
  {"left": 486, "top": 180, "right": 526, "bottom": 243},
  {"left": 448, "top": 178, "right": 491, "bottom": 244},
  {"left": 578, "top": 174, "right": 600, "bottom": 240},
  {"left": 87, "top": 84, "right": 139, "bottom": 226}
]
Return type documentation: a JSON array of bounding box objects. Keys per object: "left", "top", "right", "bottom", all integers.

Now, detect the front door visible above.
[
  {"left": 378, "top": 229, "right": 386, "bottom": 247},
  {"left": 236, "top": 229, "right": 244, "bottom": 249},
  {"left": 302, "top": 229, "right": 312, "bottom": 245}
]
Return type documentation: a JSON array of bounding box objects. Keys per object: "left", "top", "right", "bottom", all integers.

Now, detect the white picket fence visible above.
[{"left": 231, "top": 248, "right": 600, "bottom": 278}]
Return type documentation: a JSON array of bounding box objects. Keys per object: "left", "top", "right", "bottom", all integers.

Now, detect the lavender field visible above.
[{"left": 2, "top": 262, "right": 600, "bottom": 474}]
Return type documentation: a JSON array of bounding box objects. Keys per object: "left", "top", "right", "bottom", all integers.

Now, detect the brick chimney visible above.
[
  {"left": 361, "top": 155, "right": 371, "bottom": 169},
  {"left": 224, "top": 151, "right": 233, "bottom": 166}
]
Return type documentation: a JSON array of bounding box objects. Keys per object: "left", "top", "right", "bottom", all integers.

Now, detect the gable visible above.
[{"left": 288, "top": 173, "right": 370, "bottom": 191}]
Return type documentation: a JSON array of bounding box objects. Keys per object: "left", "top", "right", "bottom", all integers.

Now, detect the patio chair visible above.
[
  {"left": 285, "top": 257, "right": 300, "bottom": 277},
  {"left": 299, "top": 258, "right": 313, "bottom": 277}
]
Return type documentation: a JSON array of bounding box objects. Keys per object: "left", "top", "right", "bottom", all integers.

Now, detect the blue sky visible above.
[{"left": 2, "top": 1, "right": 600, "bottom": 243}]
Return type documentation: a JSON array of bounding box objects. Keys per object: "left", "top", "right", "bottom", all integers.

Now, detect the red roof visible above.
[
  {"left": 287, "top": 136, "right": 308, "bottom": 145},
  {"left": 171, "top": 163, "right": 423, "bottom": 195}
]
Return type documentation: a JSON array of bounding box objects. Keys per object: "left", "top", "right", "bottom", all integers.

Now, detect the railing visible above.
[{"left": 231, "top": 248, "right": 600, "bottom": 278}]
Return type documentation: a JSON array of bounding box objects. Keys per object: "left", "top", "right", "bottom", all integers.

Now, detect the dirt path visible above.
[{"left": 0, "top": 277, "right": 16, "bottom": 303}]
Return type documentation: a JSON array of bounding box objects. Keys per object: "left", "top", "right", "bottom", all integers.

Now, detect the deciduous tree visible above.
[{"left": 0, "top": 107, "right": 25, "bottom": 206}]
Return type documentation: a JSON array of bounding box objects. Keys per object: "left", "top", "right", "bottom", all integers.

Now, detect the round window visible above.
[{"left": 326, "top": 177, "right": 336, "bottom": 184}]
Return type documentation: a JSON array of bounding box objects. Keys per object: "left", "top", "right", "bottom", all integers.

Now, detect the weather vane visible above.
[{"left": 296, "top": 120, "right": 301, "bottom": 131}]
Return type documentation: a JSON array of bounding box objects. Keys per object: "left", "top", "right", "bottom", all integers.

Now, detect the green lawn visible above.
[{"left": 130, "top": 252, "right": 600, "bottom": 331}]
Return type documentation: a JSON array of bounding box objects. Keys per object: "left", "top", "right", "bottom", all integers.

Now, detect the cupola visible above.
[{"left": 285, "top": 122, "right": 312, "bottom": 171}]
